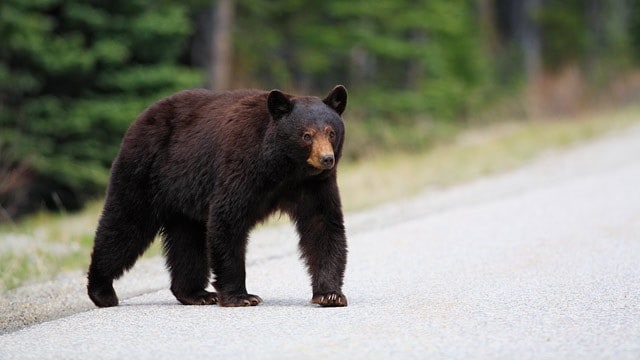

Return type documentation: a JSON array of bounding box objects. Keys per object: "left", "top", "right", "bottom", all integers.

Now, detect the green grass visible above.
[{"left": 1, "top": 105, "right": 638, "bottom": 291}]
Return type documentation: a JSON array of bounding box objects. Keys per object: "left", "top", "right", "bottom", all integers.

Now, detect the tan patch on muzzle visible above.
[{"left": 307, "top": 135, "right": 335, "bottom": 170}]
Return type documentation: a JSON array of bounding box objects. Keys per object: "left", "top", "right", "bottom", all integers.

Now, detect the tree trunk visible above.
[
  {"left": 514, "top": 0, "right": 544, "bottom": 117},
  {"left": 520, "top": 0, "right": 542, "bottom": 83},
  {"left": 585, "top": 0, "right": 602, "bottom": 78},
  {"left": 405, "top": 30, "right": 425, "bottom": 90},
  {"left": 210, "top": 0, "right": 234, "bottom": 91},
  {"left": 478, "top": 0, "right": 499, "bottom": 55}
]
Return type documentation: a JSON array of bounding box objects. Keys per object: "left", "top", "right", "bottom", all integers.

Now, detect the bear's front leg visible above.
[
  {"left": 294, "top": 177, "right": 348, "bottom": 307},
  {"left": 207, "top": 210, "right": 262, "bottom": 307}
]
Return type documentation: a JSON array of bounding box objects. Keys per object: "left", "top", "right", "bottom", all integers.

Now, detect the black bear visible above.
[{"left": 87, "top": 86, "right": 348, "bottom": 307}]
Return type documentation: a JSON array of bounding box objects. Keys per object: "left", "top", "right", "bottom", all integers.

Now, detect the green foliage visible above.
[
  {"left": 234, "top": 0, "right": 487, "bottom": 122},
  {"left": 622, "top": 1, "right": 640, "bottom": 65},
  {"left": 537, "top": 0, "right": 588, "bottom": 70},
  {"left": 0, "top": 0, "right": 202, "bottom": 206},
  {"left": 537, "top": 0, "right": 636, "bottom": 73}
]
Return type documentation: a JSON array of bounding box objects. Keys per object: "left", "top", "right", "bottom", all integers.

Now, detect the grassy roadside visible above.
[
  {"left": 1, "top": 105, "right": 638, "bottom": 291},
  {"left": 339, "top": 105, "right": 640, "bottom": 210}
]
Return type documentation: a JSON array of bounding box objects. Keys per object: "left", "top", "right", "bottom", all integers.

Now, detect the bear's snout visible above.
[
  {"left": 307, "top": 134, "right": 335, "bottom": 170},
  {"left": 320, "top": 154, "right": 335, "bottom": 169}
]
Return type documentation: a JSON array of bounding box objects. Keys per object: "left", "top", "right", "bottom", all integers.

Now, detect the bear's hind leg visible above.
[
  {"left": 163, "top": 217, "right": 216, "bottom": 305},
  {"left": 208, "top": 212, "right": 262, "bottom": 307},
  {"left": 87, "top": 199, "right": 159, "bottom": 307}
]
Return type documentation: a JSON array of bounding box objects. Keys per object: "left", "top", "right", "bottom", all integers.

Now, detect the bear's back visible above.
[
  {"left": 157, "top": 88, "right": 268, "bottom": 127},
  {"left": 124, "top": 88, "right": 271, "bottom": 151},
  {"left": 115, "top": 88, "right": 277, "bottom": 219}
]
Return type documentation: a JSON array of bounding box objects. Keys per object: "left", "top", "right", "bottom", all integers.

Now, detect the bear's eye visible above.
[
  {"left": 303, "top": 133, "right": 313, "bottom": 142},
  {"left": 328, "top": 130, "right": 336, "bottom": 139}
]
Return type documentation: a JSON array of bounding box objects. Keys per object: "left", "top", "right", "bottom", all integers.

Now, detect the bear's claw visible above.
[
  {"left": 218, "top": 293, "right": 263, "bottom": 307},
  {"left": 312, "top": 292, "right": 347, "bottom": 307},
  {"left": 174, "top": 290, "right": 218, "bottom": 305}
]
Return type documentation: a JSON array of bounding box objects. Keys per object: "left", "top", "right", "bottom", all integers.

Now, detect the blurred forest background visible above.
[{"left": 2, "top": 0, "right": 640, "bottom": 222}]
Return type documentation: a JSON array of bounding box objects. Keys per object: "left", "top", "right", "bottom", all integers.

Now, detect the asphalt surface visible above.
[{"left": 1, "top": 125, "right": 640, "bottom": 359}]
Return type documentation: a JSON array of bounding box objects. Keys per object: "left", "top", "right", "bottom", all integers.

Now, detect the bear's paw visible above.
[
  {"left": 88, "top": 283, "right": 119, "bottom": 308},
  {"left": 218, "top": 293, "right": 263, "bottom": 307},
  {"left": 311, "top": 292, "right": 347, "bottom": 307},
  {"left": 174, "top": 290, "right": 218, "bottom": 305}
]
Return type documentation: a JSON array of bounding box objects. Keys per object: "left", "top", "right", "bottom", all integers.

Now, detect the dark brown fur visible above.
[{"left": 87, "top": 86, "right": 348, "bottom": 307}]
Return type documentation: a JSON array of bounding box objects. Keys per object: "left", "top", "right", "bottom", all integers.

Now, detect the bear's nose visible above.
[{"left": 321, "top": 154, "right": 335, "bottom": 169}]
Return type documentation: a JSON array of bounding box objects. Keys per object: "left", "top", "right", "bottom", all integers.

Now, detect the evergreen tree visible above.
[{"left": 0, "top": 0, "right": 202, "bottom": 219}]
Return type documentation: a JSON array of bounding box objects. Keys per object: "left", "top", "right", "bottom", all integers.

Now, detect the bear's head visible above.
[{"left": 267, "top": 85, "right": 347, "bottom": 176}]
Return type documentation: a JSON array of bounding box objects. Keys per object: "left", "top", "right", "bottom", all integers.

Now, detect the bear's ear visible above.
[
  {"left": 323, "top": 85, "right": 347, "bottom": 116},
  {"left": 267, "top": 90, "right": 293, "bottom": 120}
]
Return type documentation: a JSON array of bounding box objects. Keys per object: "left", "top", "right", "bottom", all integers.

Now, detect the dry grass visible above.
[
  {"left": 338, "top": 106, "right": 639, "bottom": 211},
  {"left": 1, "top": 105, "right": 638, "bottom": 291}
]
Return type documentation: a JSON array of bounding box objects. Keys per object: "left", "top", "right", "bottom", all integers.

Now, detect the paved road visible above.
[{"left": 2, "top": 125, "right": 640, "bottom": 359}]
